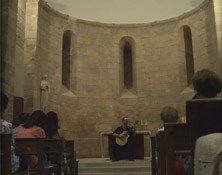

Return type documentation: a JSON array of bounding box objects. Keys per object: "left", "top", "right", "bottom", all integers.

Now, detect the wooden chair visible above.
[
  {"left": 44, "top": 139, "right": 63, "bottom": 175},
  {"left": 1, "top": 133, "right": 12, "bottom": 175},
  {"left": 65, "top": 140, "right": 78, "bottom": 175},
  {"left": 164, "top": 123, "right": 191, "bottom": 175},
  {"left": 186, "top": 98, "right": 222, "bottom": 173},
  {"left": 15, "top": 138, "right": 55, "bottom": 175},
  {"left": 156, "top": 131, "right": 166, "bottom": 175}
]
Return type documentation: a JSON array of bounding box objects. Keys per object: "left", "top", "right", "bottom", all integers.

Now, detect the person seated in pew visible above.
[
  {"left": 181, "top": 69, "right": 221, "bottom": 123},
  {"left": 192, "top": 69, "right": 221, "bottom": 99},
  {"left": 157, "top": 106, "right": 188, "bottom": 174},
  {"left": 177, "top": 69, "right": 222, "bottom": 175},
  {"left": 45, "top": 111, "right": 60, "bottom": 139},
  {"left": 112, "top": 117, "right": 136, "bottom": 161},
  {"left": 0, "top": 91, "right": 28, "bottom": 173},
  {"left": 44, "top": 111, "right": 64, "bottom": 164},
  {"left": 191, "top": 69, "right": 222, "bottom": 175},
  {"left": 13, "top": 112, "right": 30, "bottom": 138},
  {"left": 158, "top": 106, "right": 179, "bottom": 132},
  {"left": 194, "top": 133, "right": 222, "bottom": 175},
  {"left": 44, "top": 111, "right": 72, "bottom": 173},
  {"left": 16, "top": 110, "right": 46, "bottom": 169}
]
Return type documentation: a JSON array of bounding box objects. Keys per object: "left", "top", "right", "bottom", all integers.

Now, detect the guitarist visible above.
[{"left": 112, "top": 117, "right": 136, "bottom": 161}]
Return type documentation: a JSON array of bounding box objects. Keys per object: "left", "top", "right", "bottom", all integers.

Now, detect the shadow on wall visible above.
[
  {"left": 46, "top": 0, "right": 67, "bottom": 11},
  {"left": 190, "top": 0, "right": 205, "bottom": 7}
]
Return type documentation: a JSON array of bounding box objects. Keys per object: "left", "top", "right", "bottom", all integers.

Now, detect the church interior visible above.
[{"left": 1, "top": 0, "right": 222, "bottom": 174}]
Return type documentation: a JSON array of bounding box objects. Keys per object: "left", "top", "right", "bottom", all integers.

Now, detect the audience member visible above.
[
  {"left": 177, "top": 69, "right": 222, "bottom": 175},
  {"left": 13, "top": 112, "right": 30, "bottom": 138},
  {"left": 0, "top": 91, "right": 27, "bottom": 173},
  {"left": 45, "top": 111, "right": 60, "bottom": 139},
  {"left": 16, "top": 110, "right": 46, "bottom": 169},
  {"left": 192, "top": 69, "right": 221, "bottom": 99},
  {"left": 158, "top": 106, "right": 178, "bottom": 132},
  {"left": 192, "top": 69, "right": 222, "bottom": 175}
]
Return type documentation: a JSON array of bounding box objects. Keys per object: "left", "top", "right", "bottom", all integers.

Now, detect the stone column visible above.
[
  {"left": 213, "top": 0, "right": 222, "bottom": 78},
  {"left": 24, "top": 0, "right": 39, "bottom": 112},
  {"left": 14, "top": 0, "right": 27, "bottom": 98},
  {"left": 0, "top": 0, "right": 18, "bottom": 121}
]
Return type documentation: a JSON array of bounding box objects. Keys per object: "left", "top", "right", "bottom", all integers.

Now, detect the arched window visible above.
[
  {"left": 62, "top": 30, "right": 71, "bottom": 89},
  {"left": 119, "top": 37, "right": 137, "bottom": 95},
  {"left": 124, "top": 42, "right": 133, "bottom": 90},
  {"left": 183, "top": 26, "right": 194, "bottom": 86}
]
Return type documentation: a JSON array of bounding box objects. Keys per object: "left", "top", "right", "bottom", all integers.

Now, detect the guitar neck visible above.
[
  {"left": 126, "top": 120, "right": 139, "bottom": 135},
  {"left": 127, "top": 125, "right": 135, "bottom": 134}
]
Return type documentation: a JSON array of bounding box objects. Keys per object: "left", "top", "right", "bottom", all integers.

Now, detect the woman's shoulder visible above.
[
  {"left": 32, "top": 126, "right": 46, "bottom": 137},
  {"left": 32, "top": 126, "right": 44, "bottom": 132}
]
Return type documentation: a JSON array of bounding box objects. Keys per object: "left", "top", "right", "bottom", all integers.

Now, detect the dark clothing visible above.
[
  {"left": 15, "top": 152, "right": 28, "bottom": 172},
  {"left": 112, "top": 126, "right": 134, "bottom": 160},
  {"left": 113, "top": 126, "right": 134, "bottom": 141},
  {"left": 112, "top": 140, "right": 134, "bottom": 160}
]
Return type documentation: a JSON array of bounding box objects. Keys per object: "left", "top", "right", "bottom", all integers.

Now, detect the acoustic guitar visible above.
[{"left": 115, "top": 120, "right": 139, "bottom": 146}]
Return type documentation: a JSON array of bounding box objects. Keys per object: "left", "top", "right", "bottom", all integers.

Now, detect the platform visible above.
[{"left": 78, "top": 158, "right": 152, "bottom": 175}]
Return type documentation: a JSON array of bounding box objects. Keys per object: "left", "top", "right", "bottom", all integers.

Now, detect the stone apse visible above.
[{"left": 1, "top": 0, "right": 221, "bottom": 157}]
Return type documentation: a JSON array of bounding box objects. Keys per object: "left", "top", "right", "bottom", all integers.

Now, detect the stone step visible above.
[
  {"left": 78, "top": 166, "right": 151, "bottom": 173},
  {"left": 78, "top": 158, "right": 151, "bottom": 175},
  {"left": 79, "top": 160, "right": 151, "bottom": 168},
  {"left": 79, "top": 173, "right": 152, "bottom": 175}
]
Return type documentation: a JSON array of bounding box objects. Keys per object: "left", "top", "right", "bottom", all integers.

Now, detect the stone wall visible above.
[
  {"left": 30, "top": 0, "right": 221, "bottom": 158},
  {"left": 14, "top": 0, "right": 26, "bottom": 98},
  {"left": 1, "top": 0, "right": 27, "bottom": 122},
  {"left": 1, "top": 0, "right": 221, "bottom": 158},
  {"left": 1, "top": 0, "right": 18, "bottom": 121},
  {"left": 23, "top": 0, "right": 40, "bottom": 113}
]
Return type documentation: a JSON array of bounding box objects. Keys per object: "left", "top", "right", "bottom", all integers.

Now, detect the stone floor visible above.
[{"left": 78, "top": 158, "right": 152, "bottom": 175}]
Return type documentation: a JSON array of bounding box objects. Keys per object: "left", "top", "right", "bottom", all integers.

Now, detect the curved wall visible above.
[
  {"left": 24, "top": 0, "right": 221, "bottom": 157},
  {"left": 44, "top": 0, "right": 205, "bottom": 24}
]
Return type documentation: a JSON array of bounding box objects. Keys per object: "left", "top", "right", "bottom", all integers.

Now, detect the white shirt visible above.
[{"left": 0, "top": 119, "right": 20, "bottom": 173}]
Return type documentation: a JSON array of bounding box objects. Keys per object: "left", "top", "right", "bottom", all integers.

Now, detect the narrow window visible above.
[
  {"left": 183, "top": 26, "right": 194, "bottom": 86},
  {"left": 62, "top": 31, "right": 71, "bottom": 89},
  {"left": 124, "top": 42, "right": 133, "bottom": 90}
]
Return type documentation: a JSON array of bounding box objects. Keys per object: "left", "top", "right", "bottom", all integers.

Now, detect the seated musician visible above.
[{"left": 112, "top": 117, "right": 136, "bottom": 161}]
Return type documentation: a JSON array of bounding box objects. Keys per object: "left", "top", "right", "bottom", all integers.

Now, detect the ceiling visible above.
[{"left": 44, "top": 0, "right": 205, "bottom": 24}]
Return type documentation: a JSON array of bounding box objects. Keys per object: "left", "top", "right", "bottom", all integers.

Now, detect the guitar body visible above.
[
  {"left": 115, "top": 131, "right": 130, "bottom": 146},
  {"left": 115, "top": 120, "right": 139, "bottom": 146}
]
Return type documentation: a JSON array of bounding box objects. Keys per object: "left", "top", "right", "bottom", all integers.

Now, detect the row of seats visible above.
[
  {"left": 0, "top": 135, "right": 78, "bottom": 175},
  {"left": 151, "top": 99, "right": 222, "bottom": 175}
]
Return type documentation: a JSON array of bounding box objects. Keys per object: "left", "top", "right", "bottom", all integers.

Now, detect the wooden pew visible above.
[
  {"left": 65, "top": 140, "right": 78, "bottom": 175},
  {"left": 1, "top": 133, "right": 11, "bottom": 175},
  {"left": 156, "top": 131, "right": 166, "bottom": 175},
  {"left": 15, "top": 138, "right": 55, "bottom": 175},
  {"left": 1, "top": 134, "right": 28, "bottom": 175},
  {"left": 164, "top": 123, "right": 191, "bottom": 175},
  {"left": 186, "top": 98, "right": 222, "bottom": 173},
  {"left": 155, "top": 99, "right": 222, "bottom": 175},
  {"left": 44, "top": 139, "right": 63, "bottom": 175},
  {"left": 150, "top": 136, "right": 157, "bottom": 175}
]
